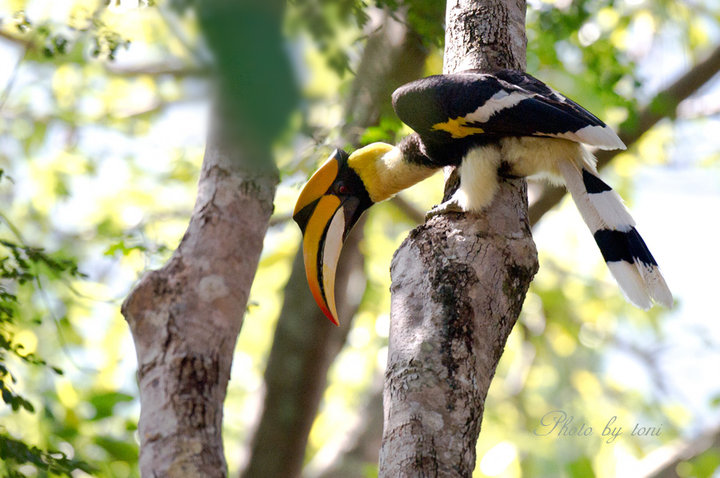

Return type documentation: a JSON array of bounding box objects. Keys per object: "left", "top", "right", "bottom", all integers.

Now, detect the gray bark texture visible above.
[
  {"left": 122, "top": 2, "right": 294, "bottom": 475},
  {"left": 379, "top": 1, "right": 536, "bottom": 476},
  {"left": 122, "top": 117, "right": 278, "bottom": 477}
]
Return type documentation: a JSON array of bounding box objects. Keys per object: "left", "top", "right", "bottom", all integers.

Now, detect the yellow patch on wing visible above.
[{"left": 431, "top": 117, "right": 485, "bottom": 138}]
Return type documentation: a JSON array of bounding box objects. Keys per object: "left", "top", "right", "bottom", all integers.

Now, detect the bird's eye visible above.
[{"left": 336, "top": 183, "right": 349, "bottom": 195}]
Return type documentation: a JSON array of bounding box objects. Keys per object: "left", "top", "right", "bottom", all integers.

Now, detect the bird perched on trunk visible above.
[{"left": 293, "top": 69, "right": 672, "bottom": 325}]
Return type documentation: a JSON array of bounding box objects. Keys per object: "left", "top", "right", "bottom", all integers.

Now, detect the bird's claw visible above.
[{"left": 425, "top": 199, "right": 466, "bottom": 221}]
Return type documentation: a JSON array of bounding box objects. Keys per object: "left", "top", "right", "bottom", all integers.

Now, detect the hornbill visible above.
[{"left": 293, "top": 69, "right": 672, "bottom": 325}]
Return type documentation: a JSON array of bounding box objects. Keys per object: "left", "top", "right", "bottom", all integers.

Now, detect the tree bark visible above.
[
  {"left": 380, "top": 1, "right": 535, "bottom": 476},
  {"left": 122, "top": 115, "right": 278, "bottom": 476},
  {"left": 121, "top": 2, "right": 295, "bottom": 475}
]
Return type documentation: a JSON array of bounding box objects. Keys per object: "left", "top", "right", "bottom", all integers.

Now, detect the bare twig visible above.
[
  {"left": 0, "top": 45, "right": 26, "bottom": 112},
  {"left": 104, "top": 62, "right": 208, "bottom": 77},
  {"left": 640, "top": 423, "right": 720, "bottom": 478}
]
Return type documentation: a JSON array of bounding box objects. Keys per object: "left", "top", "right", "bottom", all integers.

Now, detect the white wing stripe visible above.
[{"left": 466, "top": 91, "right": 532, "bottom": 123}]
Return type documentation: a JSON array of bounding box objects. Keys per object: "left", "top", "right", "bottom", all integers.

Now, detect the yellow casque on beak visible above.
[
  {"left": 293, "top": 149, "right": 373, "bottom": 325},
  {"left": 294, "top": 152, "right": 339, "bottom": 218}
]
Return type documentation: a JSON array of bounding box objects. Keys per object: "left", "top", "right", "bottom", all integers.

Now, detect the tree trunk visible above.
[
  {"left": 379, "top": 1, "right": 536, "bottom": 476},
  {"left": 122, "top": 114, "right": 278, "bottom": 476},
  {"left": 122, "top": 2, "right": 295, "bottom": 475}
]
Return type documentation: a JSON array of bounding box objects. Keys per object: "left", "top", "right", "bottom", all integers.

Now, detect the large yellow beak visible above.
[{"left": 293, "top": 149, "right": 372, "bottom": 325}]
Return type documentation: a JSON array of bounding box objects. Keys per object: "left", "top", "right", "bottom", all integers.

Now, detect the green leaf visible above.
[
  {"left": 567, "top": 456, "right": 595, "bottom": 478},
  {"left": 93, "top": 436, "right": 138, "bottom": 462},
  {"left": 688, "top": 448, "right": 720, "bottom": 478},
  {"left": 104, "top": 240, "right": 147, "bottom": 257},
  {"left": 0, "top": 431, "right": 95, "bottom": 475},
  {"left": 89, "top": 392, "right": 135, "bottom": 421}
]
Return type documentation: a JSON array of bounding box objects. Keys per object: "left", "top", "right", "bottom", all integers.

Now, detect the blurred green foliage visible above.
[
  {"left": 0, "top": 189, "right": 91, "bottom": 474},
  {"left": 194, "top": 0, "right": 299, "bottom": 158},
  {"left": 0, "top": 0, "right": 717, "bottom": 477}
]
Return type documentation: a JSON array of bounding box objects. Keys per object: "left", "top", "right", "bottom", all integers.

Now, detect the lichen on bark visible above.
[{"left": 379, "top": 1, "right": 537, "bottom": 476}]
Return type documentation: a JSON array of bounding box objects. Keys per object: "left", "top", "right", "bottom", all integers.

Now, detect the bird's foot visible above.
[{"left": 425, "top": 198, "right": 466, "bottom": 221}]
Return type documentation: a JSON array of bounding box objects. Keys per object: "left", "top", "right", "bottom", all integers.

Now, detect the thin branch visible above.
[
  {"left": 0, "top": 30, "right": 34, "bottom": 49},
  {"left": 0, "top": 45, "right": 26, "bottom": 111},
  {"left": 104, "top": 62, "right": 208, "bottom": 78},
  {"left": 640, "top": 423, "right": 720, "bottom": 478},
  {"left": 529, "top": 44, "right": 720, "bottom": 226},
  {"left": 389, "top": 195, "right": 425, "bottom": 225},
  {"left": 240, "top": 220, "right": 365, "bottom": 478},
  {"left": 156, "top": 3, "right": 212, "bottom": 66},
  {"left": 309, "top": 377, "right": 385, "bottom": 478}
]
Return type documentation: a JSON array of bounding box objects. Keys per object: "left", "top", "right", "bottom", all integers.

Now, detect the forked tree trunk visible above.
[{"left": 379, "top": 1, "right": 537, "bottom": 476}]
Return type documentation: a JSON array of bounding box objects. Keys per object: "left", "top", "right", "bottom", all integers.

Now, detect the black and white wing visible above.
[{"left": 391, "top": 69, "right": 626, "bottom": 151}]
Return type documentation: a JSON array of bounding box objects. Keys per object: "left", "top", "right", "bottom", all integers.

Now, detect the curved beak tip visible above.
[
  {"left": 326, "top": 312, "right": 340, "bottom": 327},
  {"left": 294, "top": 150, "right": 348, "bottom": 326}
]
